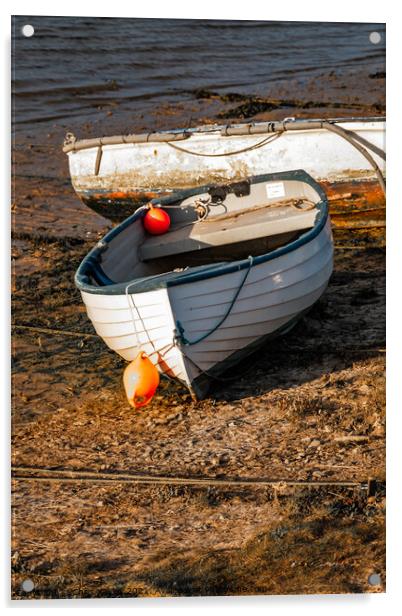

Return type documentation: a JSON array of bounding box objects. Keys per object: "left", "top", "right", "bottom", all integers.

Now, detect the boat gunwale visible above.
[
  {"left": 64, "top": 116, "right": 386, "bottom": 154},
  {"left": 75, "top": 169, "right": 329, "bottom": 296}
]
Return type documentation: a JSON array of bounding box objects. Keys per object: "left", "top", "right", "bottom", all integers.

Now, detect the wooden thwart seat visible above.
[{"left": 139, "top": 204, "right": 317, "bottom": 261}]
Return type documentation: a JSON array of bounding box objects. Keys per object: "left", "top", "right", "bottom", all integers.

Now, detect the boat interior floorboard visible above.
[{"left": 141, "top": 230, "right": 304, "bottom": 272}]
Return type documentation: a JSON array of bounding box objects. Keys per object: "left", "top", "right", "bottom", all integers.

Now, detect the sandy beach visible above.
[{"left": 11, "top": 17, "right": 385, "bottom": 598}]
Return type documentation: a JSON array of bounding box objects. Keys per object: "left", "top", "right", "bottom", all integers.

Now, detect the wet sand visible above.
[{"left": 11, "top": 72, "right": 385, "bottom": 598}]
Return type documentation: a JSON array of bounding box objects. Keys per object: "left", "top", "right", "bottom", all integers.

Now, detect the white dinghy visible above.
[
  {"left": 64, "top": 116, "right": 385, "bottom": 221},
  {"left": 75, "top": 169, "right": 334, "bottom": 399}
]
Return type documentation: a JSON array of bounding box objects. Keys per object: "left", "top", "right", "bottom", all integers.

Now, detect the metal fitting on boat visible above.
[{"left": 63, "top": 132, "right": 76, "bottom": 148}]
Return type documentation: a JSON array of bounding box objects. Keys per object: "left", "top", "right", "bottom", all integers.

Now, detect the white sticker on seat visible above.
[{"left": 266, "top": 182, "right": 285, "bottom": 199}]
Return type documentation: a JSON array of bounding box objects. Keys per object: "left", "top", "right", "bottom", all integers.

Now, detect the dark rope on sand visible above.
[
  {"left": 12, "top": 324, "right": 98, "bottom": 339},
  {"left": 11, "top": 465, "right": 375, "bottom": 490}
]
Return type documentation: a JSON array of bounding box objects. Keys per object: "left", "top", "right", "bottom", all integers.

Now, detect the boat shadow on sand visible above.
[{"left": 207, "top": 247, "right": 384, "bottom": 403}]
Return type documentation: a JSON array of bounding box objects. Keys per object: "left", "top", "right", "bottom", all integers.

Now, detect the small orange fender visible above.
[{"left": 123, "top": 352, "right": 160, "bottom": 408}]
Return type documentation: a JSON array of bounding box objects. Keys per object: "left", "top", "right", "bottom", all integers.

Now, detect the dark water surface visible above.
[{"left": 12, "top": 16, "right": 385, "bottom": 137}]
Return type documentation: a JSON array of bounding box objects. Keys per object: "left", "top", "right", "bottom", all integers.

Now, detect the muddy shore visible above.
[{"left": 11, "top": 71, "right": 385, "bottom": 598}]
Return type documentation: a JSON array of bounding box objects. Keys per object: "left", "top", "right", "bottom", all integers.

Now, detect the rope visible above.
[
  {"left": 166, "top": 132, "right": 283, "bottom": 157},
  {"left": 11, "top": 466, "right": 371, "bottom": 489},
  {"left": 125, "top": 282, "right": 144, "bottom": 350},
  {"left": 339, "top": 130, "right": 386, "bottom": 160},
  {"left": 125, "top": 278, "right": 163, "bottom": 359},
  {"left": 124, "top": 278, "right": 178, "bottom": 368},
  {"left": 289, "top": 198, "right": 317, "bottom": 211},
  {"left": 175, "top": 255, "right": 254, "bottom": 346},
  {"left": 201, "top": 198, "right": 317, "bottom": 224},
  {"left": 12, "top": 324, "right": 98, "bottom": 339},
  {"left": 320, "top": 121, "right": 386, "bottom": 195},
  {"left": 163, "top": 197, "right": 212, "bottom": 232}
]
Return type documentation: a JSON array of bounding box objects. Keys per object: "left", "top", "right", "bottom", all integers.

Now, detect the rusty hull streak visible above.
[
  {"left": 322, "top": 178, "right": 385, "bottom": 208},
  {"left": 321, "top": 179, "right": 385, "bottom": 229}
]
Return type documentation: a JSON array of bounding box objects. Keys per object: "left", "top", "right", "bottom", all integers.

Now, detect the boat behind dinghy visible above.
[
  {"left": 75, "top": 169, "right": 334, "bottom": 400},
  {"left": 64, "top": 116, "right": 385, "bottom": 222}
]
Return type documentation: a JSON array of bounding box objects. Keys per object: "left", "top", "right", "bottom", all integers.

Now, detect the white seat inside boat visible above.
[{"left": 139, "top": 202, "right": 317, "bottom": 261}]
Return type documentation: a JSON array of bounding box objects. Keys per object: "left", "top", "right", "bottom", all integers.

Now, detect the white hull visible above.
[
  {"left": 67, "top": 119, "right": 385, "bottom": 200},
  {"left": 80, "top": 219, "right": 333, "bottom": 397}
]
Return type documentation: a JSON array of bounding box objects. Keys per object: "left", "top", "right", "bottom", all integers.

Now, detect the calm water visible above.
[{"left": 12, "top": 16, "right": 385, "bottom": 135}]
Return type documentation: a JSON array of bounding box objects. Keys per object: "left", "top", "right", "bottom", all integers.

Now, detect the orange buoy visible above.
[
  {"left": 143, "top": 203, "right": 170, "bottom": 235},
  {"left": 123, "top": 352, "right": 160, "bottom": 408}
]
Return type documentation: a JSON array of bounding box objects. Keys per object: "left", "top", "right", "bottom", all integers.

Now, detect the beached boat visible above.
[
  {"left": 75, "top": 169, "right": 334, "bottom": 399},
  {"left": 64, "top": 116, "right": 385, "bottom": 221}
]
